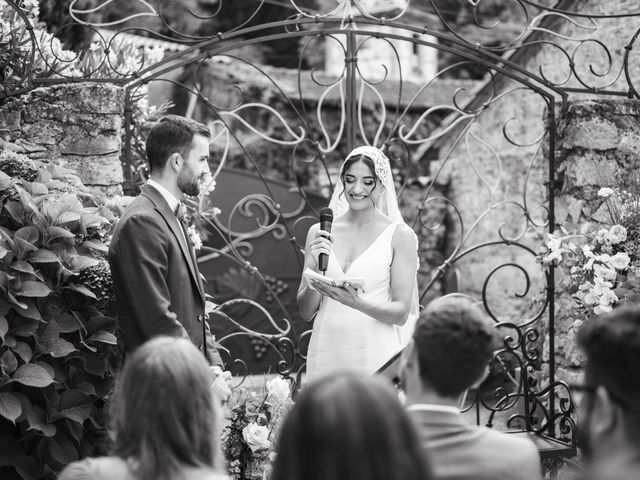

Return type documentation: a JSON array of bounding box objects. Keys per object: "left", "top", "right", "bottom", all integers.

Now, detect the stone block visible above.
[
  {"left": 0, "top": 105, "right": 22, "bottom": 132},
  {"left": 60, "top": 134, "right": 121, "bottom": 156},
  {"left": 565, "top": 154, "right": 617, "bottom": 187},
  {"left": 562, "top": 117, "right": 619, "bottom": 150},
  {"left": 60, "top": 154, "right": 124, "bottom": 186}
]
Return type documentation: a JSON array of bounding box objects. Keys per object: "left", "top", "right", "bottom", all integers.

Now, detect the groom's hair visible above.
[
  {"left": 146, "top": 115, "right": 210, "bottom": 173},
  {"left": 413, "top": 296, "right": 496, "bottom": 397}
]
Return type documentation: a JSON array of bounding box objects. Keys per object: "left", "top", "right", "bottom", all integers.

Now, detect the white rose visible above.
[
  {"left": 594, "top": 304, "right": 613, "bottom": 315},
  {"left": 266, "top": 377, "right": 291, "bottom": 402},
  {"left": 608, "top": 225, "right": 627, "bottom": 245},
  {"left": 597, "top": 187, "right": 614, "bottom": 198},
  {"left": 593, "top": 264, "right": 616, "bottom": 282},
  {"left": 610, "top": 252, "right": 631, "bottom": 271},
  {"left": 242, "top": 423, "right": 271, "bottom": 452}
]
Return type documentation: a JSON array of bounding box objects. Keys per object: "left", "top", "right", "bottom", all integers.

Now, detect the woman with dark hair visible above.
[
  {"left": 271, "top": 372, "right": 432, "bottom": 480},
  {"left": 58, "top": 337, "right": 227, "bottom": 480},
  {"left": 298, "top": 146, "right": 419, "bottom": 380}
]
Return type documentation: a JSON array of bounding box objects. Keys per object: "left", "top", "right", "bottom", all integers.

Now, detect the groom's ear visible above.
[{"left": 168, "top": 152, "right": 183, "bottom": 173}]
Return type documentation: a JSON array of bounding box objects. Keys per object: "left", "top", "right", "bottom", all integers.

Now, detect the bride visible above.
[{"left": 298, "top": 146, "right": 419, "bottom": 380}]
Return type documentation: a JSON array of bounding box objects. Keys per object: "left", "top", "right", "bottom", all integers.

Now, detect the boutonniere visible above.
[{"left": 186, "top": 225, "right": 203, "bottom": 251}]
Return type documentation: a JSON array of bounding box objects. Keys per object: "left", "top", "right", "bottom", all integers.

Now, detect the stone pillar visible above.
[
  {"left": 552, "top": 98, "right": 640, "bottom": 383},
  {"left": 0, "top": 83, "right": 126, "bottom": 196}
]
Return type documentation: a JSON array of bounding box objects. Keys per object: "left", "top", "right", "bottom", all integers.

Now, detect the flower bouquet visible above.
[
  {"left": 542, "top": 187, "right": 640, "bottom": 315},
  {"left": 222, "top": 377, "right": 293, "bottom": 480}
]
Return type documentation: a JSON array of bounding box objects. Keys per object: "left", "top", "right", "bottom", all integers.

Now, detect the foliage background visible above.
[{"left": 0, "top": 149, "right": 123, "bottom": 479}]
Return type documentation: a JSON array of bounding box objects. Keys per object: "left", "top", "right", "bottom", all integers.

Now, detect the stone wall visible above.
[
  {"left": 426, "top": 0, "right": 640, "bottom": 320},
  {"left": 552, "top": 98, "right": 640, "bottom": 383},
  {"left": 0, "top": 83, "right": 125, "bottom": 195}
]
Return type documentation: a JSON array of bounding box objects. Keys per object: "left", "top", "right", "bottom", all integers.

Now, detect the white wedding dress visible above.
[{"left": 306, "top": 221, "right": 404, "bottom": 381}]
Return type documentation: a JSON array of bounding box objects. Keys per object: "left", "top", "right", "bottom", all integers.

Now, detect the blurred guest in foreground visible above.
[
  {"left": 271, "top": 371, "right": 432, "bottom": 480},
  {"left": 575, "top": 306, "right": 640, "bottom": 480},
  {"left": 58, "top": 337, "right": 227, "bottom": 480},
  {"left": 401, "top": 295, "right": 540, "bottom": 480}
]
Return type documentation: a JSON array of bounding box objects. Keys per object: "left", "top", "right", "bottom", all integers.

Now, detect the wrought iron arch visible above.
[{"left": 8, "top": 0, "right": 640, "bottom": 470}]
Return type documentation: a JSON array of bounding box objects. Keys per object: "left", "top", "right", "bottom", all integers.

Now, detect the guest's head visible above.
[
  {"left": 401, "top": 295, "right": 496, "bottom": 402},
  {"left": 111, "top": 337, "right": 222, "bottom": 480},
  {"left": 146, "top": 114, "right": 211, "bottom": 196},
  {"left": 271, "top": 372, "right": 431, "bottom": 480},
  {"left": 576, "top": 306, "right": 640, "bottom": 466}
]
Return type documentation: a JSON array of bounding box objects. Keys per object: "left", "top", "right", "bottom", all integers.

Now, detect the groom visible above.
[{"left": 108, "top": 115, "right": 223, "bottom": 368}]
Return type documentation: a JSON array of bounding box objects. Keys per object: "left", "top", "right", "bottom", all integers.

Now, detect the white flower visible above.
[
  {"left": 594, "top": 304, "right": 614, "bottom": 315},
  {"left": 266, "top": 377, "right": 290, "bottom": 402},
  {"left": 597, "top": 187, "right": 615, "bottom": 198},
  {"left": 608, "top": 225, "right": 627, "bottom": 245},
  {"left": 610, "top": 252, "right": 631, "bottom": 271},
  {"left": 242, "top": 423, "right": 271, "bottom": 452},
  {"left": 186, "top": 225, "right": 202, "bottom": 251},
  {"left": 592, "top": 275, "right": 613, "bottom": 294},
  {"left": 583, "top": 291, "right": 599, "bottom": 305}
]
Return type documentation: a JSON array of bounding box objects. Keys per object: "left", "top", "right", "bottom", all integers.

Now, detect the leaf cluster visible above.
[{"left": 0, "top": 151, "right": 122, "bottom": 479}]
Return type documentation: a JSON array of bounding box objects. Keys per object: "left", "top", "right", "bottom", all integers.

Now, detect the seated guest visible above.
[
  {"left": 576, "top": 306, "right": 640, "bottom": 480},
  {"left": 271, "top": 372, "right": 432, "bottom": 480},
  {"left": 401, "top": 295, "right": 540, "bottom": 480},
  {"left": 58, "top": 337, "right": 227, "bottom": 480}
]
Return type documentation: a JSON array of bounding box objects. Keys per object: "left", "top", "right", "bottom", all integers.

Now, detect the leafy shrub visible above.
[{"left": 0, "top": 151, "right": 123, "bottom": 479}]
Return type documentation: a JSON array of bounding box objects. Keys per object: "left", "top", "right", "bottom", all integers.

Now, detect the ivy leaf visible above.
[
  {"left": 0, "top": 392, "right": 22, "bottom": 423},
  {"left": 14, "top": 236, "right": 38, "bottom": 256},
  {"left": 82, "top": 239, "right": 108, "bottom": 253},
  {"left": 74, "top": 381, "right": 96, "bottom": 396},
  {"left": 68, "top": 255, "right": 99, "bottom": 271},
  {"left": 14, "top": 226, "right": 39, "bottom": 245},
  {"left": 55, "top": 390, "right": 93, "bottom": 425},
  {"left": 15, "top": 300, "right": 43, "bottom": 321},
  {"left": 64, "top": 283, "right": 97, "bottom": 300},
  {"left": 56, "top": 211, "right": 81, "bottom": 226},
  {"left": 13, "top": 341, "right": 33, "bottom": 363},
  {"left": 24, "top": 403, "right": 56, "bottom": 437},
  {"left": 0, "top": 244, "right": 11, "bottom": 260},
  {"left": 0, "top": 317, "right": 7, "bottom": 341},
  {"left": 14, "top": 456, "right": 38, "bottom": 480},
  {"left": 28, "top": 249, "right": 59, "bottom": 264},
  {"left": 11, "top": 363, "right": 55, "bottom": 387},
  {"left": 10, "top": 260, "right": 42, "bottom": 280},
  {"left": 55, "top": 313, "right": 83, "bottom": 333},
  {"left": 48, "top": 434, "right": 79, "bottom": 465},
  {"left": 16, "top": 281, "right": 52, "bottom": 298},
  {"left": 35, "top": 361, "right": 55, "bottom": 380},
  {"left": 1, "top": 350, "right": 18, "bottom": 374},
  {"left": 87, "top": 331, "right": 117, "bottom": 345},
  {"left": 39, "top": 322, "right": 77, "bottom": 358},
  {"left": 8, "top": 318, "right": 40, "bottom": 338},
  {"left": 46, "top": 226, "right": 75, "bottom": 242}
]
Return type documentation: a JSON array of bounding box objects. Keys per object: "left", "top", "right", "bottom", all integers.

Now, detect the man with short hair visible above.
[
  {"left": 109, "top": 115, "right": 223, "bottom": 368},
  {"left": 401, "top": 295, "right": 540, "bottom": 480},
  {"left": 576, "top": 306, "right": 640, "bottom": 480}
]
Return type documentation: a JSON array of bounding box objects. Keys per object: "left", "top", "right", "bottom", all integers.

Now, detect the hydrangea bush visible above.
[{"left": 0, "top": 149, "right": 127, "bottom": 479}]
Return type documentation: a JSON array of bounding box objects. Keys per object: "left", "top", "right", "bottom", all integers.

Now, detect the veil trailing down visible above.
[
  {"left": 303, "top": 146, "right": 420, "bottom": 380},
  {"left": 329, "top": 146, "right": 420, "bottom": 346}
]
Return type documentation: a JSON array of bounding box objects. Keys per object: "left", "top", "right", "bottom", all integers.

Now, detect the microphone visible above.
[{"left": 318, "top": 207, "right": 333, "bottom": 274}]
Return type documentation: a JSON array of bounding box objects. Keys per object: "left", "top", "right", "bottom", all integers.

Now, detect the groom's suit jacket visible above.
[
  {"left": 108, "top": 183, "right": 222, "bottom": 366},
  {"left": 408, "top": 406, "right": 541, "bottom": 480}
]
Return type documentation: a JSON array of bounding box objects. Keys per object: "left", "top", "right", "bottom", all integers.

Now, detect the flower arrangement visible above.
[
  {"left": 222, "top": 377, "right": 292, "bottom": 480},
  {"left": 543, "top": 186, "right": 640, "bottom": 315}
]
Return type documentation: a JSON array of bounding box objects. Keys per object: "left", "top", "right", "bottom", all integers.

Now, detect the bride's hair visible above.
[{"left": 271, "top": 372, "right": 432, "bottom": 480}]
